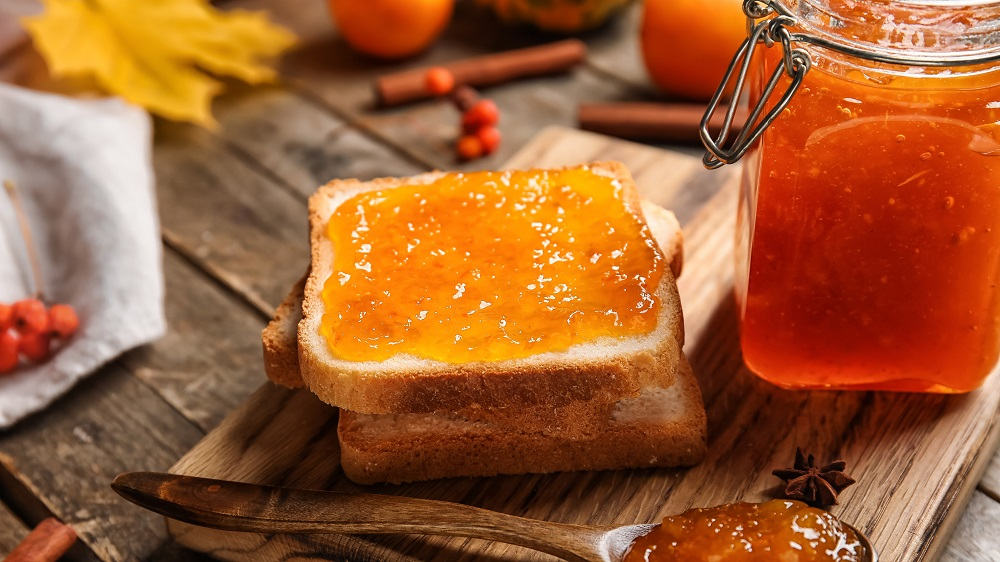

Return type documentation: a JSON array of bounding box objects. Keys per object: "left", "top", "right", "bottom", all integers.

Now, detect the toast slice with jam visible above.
[
  {"left": 295, "top": 163, "right": 685, "bottom": 415},
  {"left": 263, "top": 184, "right": 701, "bottom": 442}
]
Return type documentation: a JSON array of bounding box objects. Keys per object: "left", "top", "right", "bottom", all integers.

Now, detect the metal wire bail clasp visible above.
[{"left": 700, "top": 0, "right": 811, "bottom": 169}]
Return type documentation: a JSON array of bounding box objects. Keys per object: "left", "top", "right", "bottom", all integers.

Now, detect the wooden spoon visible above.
[{"left": 111, "top": 472, "right": 876, "bottom": 562}]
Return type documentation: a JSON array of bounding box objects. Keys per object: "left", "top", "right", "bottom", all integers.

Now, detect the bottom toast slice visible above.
[{"left": 338, "top": 356, "right": 706, "bottom": 485}]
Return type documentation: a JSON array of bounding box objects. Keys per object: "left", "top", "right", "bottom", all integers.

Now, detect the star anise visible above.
[{"left": 772, "top": 448, "right": 856, "bottom": 508}]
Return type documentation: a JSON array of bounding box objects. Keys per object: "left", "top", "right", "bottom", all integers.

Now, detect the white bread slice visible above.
[
  {"left": 338, "top": 356, "right": 706, "bottom": 485},
  {"left": 297, "top": 162, "right": 685, "bottom": 414},
  {"left": 263, "top": 199, "right": 683, "bottom": 391}
]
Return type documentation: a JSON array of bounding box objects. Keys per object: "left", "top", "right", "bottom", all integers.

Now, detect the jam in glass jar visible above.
[{"left": 703, "top": 0, "right": 1000, "bottom": 392}]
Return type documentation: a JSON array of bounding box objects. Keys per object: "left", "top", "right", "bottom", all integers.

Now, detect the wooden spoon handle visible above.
[{"left": 112, "top": 472, "right": 611, "bottom": 562}]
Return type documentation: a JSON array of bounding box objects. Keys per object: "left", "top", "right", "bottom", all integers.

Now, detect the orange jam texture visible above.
[
  {"left": 740, "top": 9, "right": 1000, "bottom": 392},
  {"left": 624, "top": 500, "right": 864, "bottom": 562},
  {"left": 319, "top": 167, "right": 665, "bottom": 363}
]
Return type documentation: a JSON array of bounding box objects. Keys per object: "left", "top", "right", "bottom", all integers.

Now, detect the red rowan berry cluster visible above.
[
  {"left": 2, "top": 180, "right": 81, "bottom": 374},
  {"left": 424, "top": 67, "right": 501, "bottom": 161},
  {"left": 0, "top": 299, "right": 79, "bottom": 373}
]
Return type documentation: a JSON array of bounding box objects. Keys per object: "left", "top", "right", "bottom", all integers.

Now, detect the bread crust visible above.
[
  {"left": 338, "top": 356, "right": 707, "bottom": 485},
  {"left": 297, "top": 162, "right": 685, "bottom": 414},
  {"left": 262, "top": 272, "right": 307, "bottom": 389}
]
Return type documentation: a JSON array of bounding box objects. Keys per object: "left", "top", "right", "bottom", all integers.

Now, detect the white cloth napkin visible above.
[{"left": 0, "top": 83, "right": 165, "bottom": 428}]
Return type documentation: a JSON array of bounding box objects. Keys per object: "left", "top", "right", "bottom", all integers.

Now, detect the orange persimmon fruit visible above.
[
  {"left": 328, "top": 0, "right": 454, "bottom": 59},
  {"left": 641, "top": 0, "right": 746, "bottom": 101}
]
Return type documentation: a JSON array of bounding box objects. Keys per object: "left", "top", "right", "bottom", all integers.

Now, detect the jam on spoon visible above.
[{"left": 624, "top": 499, "right": 866, "bottom": 561}]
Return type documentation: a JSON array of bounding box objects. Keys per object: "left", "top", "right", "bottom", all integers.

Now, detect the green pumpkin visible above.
[{"left": 479, "top": 0, "right": 634, "bottom": 33}]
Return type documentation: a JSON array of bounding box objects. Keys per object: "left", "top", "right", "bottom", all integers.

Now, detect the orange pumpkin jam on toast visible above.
[{"left": 319, "top": 166, "right": 666, "bottom": 363}]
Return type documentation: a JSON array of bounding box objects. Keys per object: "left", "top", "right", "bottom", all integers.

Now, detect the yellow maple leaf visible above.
[{"left": 22, "top": 0, "right": 297, "bottom": 127}]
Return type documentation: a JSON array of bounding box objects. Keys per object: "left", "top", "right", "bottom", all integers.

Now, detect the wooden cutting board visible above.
[{"left": 166, "top": 126, "right": 1000, "bottom": 561}]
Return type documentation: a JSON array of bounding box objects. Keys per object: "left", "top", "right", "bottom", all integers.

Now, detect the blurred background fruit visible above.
[
  {"left": 641, "top": 0, "right": 746, "bottom": 100},
  {"left": 479, "top": 0, "right": 633, "bottom": 33},
  {"left": 329, "top": 0, "right": 454, "bottom": 59}
]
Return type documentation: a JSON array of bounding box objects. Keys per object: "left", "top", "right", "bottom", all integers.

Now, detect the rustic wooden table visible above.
[{"left": 0, "top": 1, "right": 997, "bottom": 560}]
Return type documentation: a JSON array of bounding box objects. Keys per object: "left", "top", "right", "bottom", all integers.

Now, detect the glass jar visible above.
[{"left": 703, "top": 0, "right": 1000, "bottom": 392}]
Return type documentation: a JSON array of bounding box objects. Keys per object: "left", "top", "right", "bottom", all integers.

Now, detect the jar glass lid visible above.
[{"left": 700, "top": 0, "right": 1000, "bottom": 169}]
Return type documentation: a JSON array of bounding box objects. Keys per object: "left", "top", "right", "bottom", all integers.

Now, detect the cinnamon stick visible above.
[
  {"left": 5, "top": 518, "right": 77, "bottom": 562},
  {"left": 375, "top": 40, "right": 586, "bottom": 107},
  {"left": 578, "top": 102, "right": 748, "bottom": 144}
]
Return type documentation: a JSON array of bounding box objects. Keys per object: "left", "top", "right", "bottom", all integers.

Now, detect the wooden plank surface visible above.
[
  {"left": 983, "top": 450, "right": 1000, "bottom": 498},
  {"left": 166, "top": 127, "right": 1000, "bottom": 561},
  {"left": 581, "top": 3, "right": 653, "bottom": 90},
  {"left": 212, "top": 85, "right": 426, "bottom": 199},
  {"left": 0, "top": 0, "right": 35, "bottom": 59},
  {"left": 0, "top": 501, "right": 29, "bottom": 554},
  {"left": 943, "top": 491, "right": 1000, "bottom": 561},
  {"left": 238, "top": 0, "right": 655, "bottom": 171},
  {"left": 153, "top": 121, "right": 311, "bottom": 314},
  {"left": 0, "top": 362, "right": 202, "bottom": 561},
  {"left": 119, "top": 251, "right": 271, "bottom": 433}
]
